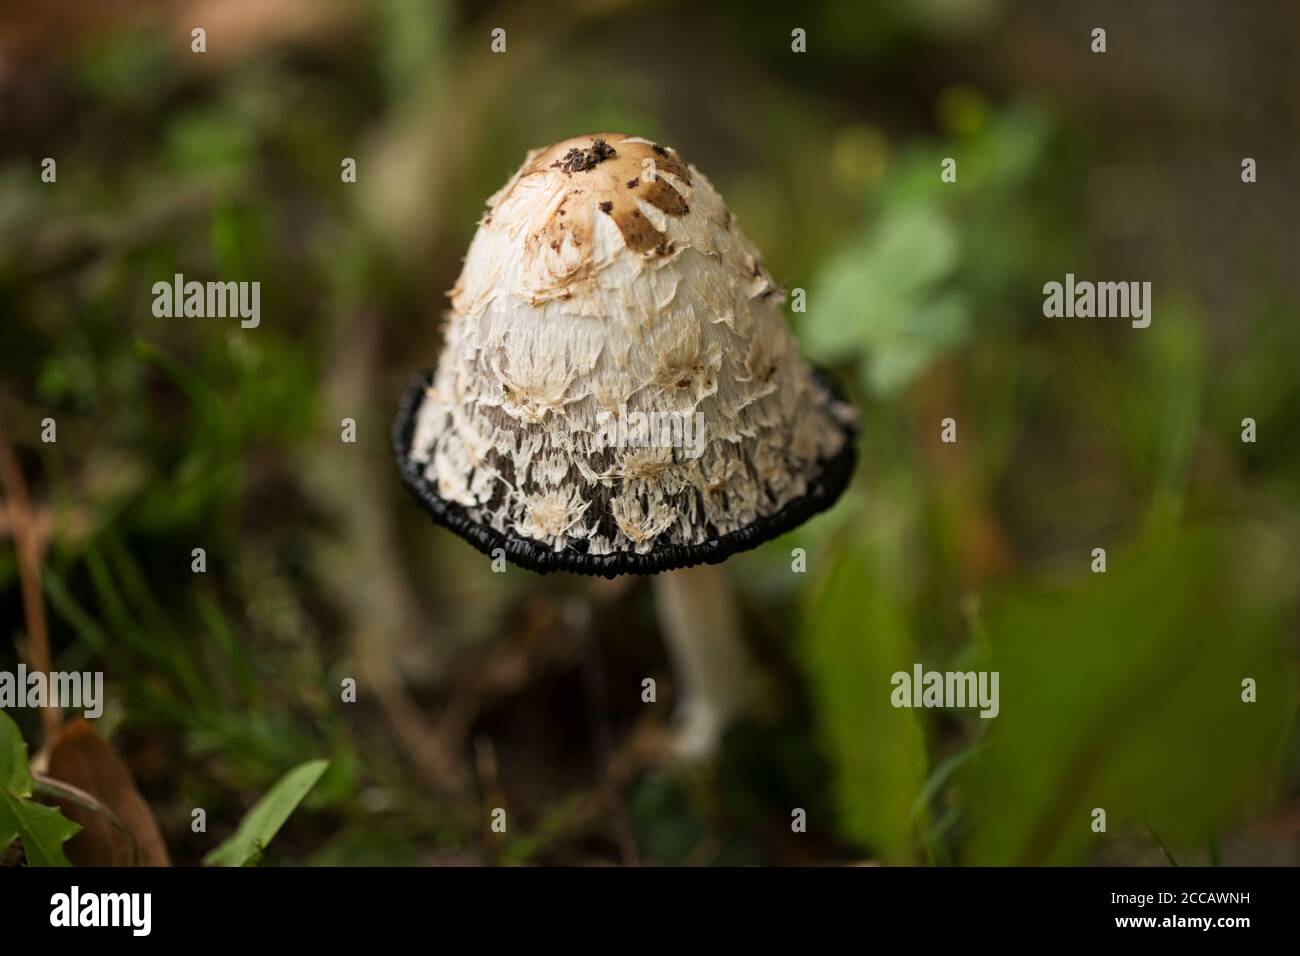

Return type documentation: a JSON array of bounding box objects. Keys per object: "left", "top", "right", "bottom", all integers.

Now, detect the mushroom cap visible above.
[{"left": 393, "top": 133, "right": 857, "bottom": 577}]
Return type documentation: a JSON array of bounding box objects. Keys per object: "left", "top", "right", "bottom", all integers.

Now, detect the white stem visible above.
[{"left": 652, "top": 563, "right": 757, "bottom": 758}]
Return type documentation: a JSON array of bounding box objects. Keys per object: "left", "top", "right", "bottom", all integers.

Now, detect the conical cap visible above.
[{"left": 395, "top": 133, "right": 856, "bottom": 575}]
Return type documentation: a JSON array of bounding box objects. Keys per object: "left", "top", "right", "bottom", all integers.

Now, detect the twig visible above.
[
  {"left": 307, "top": 309, "right": 469, "bottom": 805},
  {"left": 32, "top": 772, "right": 138, "bottom": 867},
  {"left": 0, "top": 397, "right": 61, "bottom": 746},
  {"left": 1145, "top": 820, "right": 1181, "bottom": 867}
]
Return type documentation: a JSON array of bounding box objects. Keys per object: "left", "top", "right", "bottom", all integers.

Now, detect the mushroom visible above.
[{"left": 393, "top": 133, "right": 857, "bottom": 756}]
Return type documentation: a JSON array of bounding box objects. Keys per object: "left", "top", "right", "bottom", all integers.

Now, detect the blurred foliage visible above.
[
  {"left": 963, "top": 524, "right": 1292, "bottom": 865},
  {"left": 803, "top": 543, "right": 927, "bottom": 864},
  {"left": 805, "top": 102, "right": 1060, "bottom": 395},
  {"left": 0, "top": 0, "right": 1296, "bottom": 867}
]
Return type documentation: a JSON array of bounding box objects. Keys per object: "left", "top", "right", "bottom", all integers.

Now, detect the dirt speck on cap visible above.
[
  {"left": 552, "top": 138, "right": 618, "bottom": 174},
  {"left": 599, "top": 201, "right": 613, "bottom": 213}
]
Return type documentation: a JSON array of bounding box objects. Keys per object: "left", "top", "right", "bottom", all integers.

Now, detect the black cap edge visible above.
[{"left": 391, "top": 370, "right": 858, "bottom": 578}]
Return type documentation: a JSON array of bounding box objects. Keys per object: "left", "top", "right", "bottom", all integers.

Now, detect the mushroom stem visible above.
[{"left": 652, "top": 563, "right": 757, "bottom": 758}]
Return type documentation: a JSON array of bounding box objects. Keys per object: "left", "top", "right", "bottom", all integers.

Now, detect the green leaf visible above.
[
  {"left": 804, "top": 207, "right": 967, "bottom": 396},
  {"left": 863, "top": 294, "right": 969, "bottom": 395},
  {"left": 0, "top": 711, "right": 81, "bottom": 867},
  {"left": 961, "top": 525, "right": 1293, "bottom": 865},
  {"left": 803, "top": 247, "right": 890, "bottom": 359},
  {"left": 0, "top": 710, "right": 30, "bottom": 794},
  {"left": 801, "top": 543, "right": 927, "bottom": 863},
  {"left": 203, "top": 758, "right": 329, "bottom": 866},
  {"left": 867, "top": 208, "right": 959, "bottom": 297},
  {"left": 0, "top": 794, "right": 82, "bottom": 867}
]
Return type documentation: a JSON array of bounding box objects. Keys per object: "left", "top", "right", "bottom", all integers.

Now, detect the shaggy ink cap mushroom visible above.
[{"left": 393, "top": 133, "right": 857, "bottom": 578}]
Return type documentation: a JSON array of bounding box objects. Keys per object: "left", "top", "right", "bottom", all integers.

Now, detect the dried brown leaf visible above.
[{"left": 46, "top": 720, "right": 171, "bottom": 866}]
